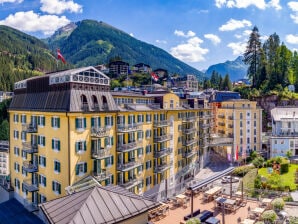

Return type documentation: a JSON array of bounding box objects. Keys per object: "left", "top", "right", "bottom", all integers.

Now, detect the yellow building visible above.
[
  {"left": 9, "top": 66, "right": 212, "bottom": 207},
  {"left": 214, "top": 99, "right": 262, "bottom": 162}
]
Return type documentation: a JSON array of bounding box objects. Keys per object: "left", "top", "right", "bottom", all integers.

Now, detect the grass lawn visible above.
[{"left": 258, "top": 164, "right": 298, "bottom": 191}]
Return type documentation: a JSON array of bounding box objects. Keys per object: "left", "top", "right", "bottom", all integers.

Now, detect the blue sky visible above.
[{"left": 1, "top": 0, "right": 298, "bottom": 71}]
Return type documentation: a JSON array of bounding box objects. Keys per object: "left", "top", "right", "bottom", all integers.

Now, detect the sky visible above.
[{"left": 1, "top": 0, "right": 298, "bottom": 71}]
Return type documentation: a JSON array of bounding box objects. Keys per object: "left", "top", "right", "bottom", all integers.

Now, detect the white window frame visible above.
[{"left": 39, "top": 174, "right": 46, "bottom": 187}]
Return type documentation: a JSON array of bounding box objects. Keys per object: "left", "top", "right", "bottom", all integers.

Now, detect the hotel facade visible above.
[{"left": 9, "top": 67, "right": 214, "bottom": 207}]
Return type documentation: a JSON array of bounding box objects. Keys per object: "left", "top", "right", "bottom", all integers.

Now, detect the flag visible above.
[
  {"left": 57, "top": 49, "right": 66, "bottom": 64},
  {"left": 151, "top": 72, "right": 159, "bottom": 81},
  {"left": 235, "top": 145, "right": 239, "bottom": 160}
]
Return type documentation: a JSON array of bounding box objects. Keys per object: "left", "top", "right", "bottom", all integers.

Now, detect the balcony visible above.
[
  {"left": 117, "top": 123, "right": 142, "bottom": 132},
  {"left": 218, "top": 114, "right": 225, "bottom": 119},
  {"left": 154, "top": 163, "right": 171, "bottom": 173},
  {"left": 23, "top": 197, "right": 38, "bottom": 212},
  {"left": 182, "top": 138, "right": 197, "bottom": 146},
  {"left": 182, "top": 127, "right": 196, "bottom": 134},
  {"left": 22, "top": 124, "right": 37, "bottom": 133},
  {"left": 154, "top": 134, "right": 172, "bottom": 143},
  {"left": 81, "top": 102, "right": 89, "bottom": 111},
  {"left": 23, "top": 179, "right": 38, "bottom": 192},
  {"left": 91, "top": 127, "right": 111, "bottom": 138},
  {"left": 154, "top": 148, "right": 172, "bottom": 158},
  {"left": 117, "top": 159, "right": 143, "bottom": 171},
  {"left": 23, "top": 161, "right": 38, "bottom": 173},
  {"left": 22, "top": 142, "right": 38, "bottom": 154},
  {"left": 92, "top": 170, "right": 112, "bottom": 182},
  {"left": 182, "top": 149, "right": 197, "bottom": 158},
  {"left": 117, "top": 141, "right": 142, "bottom": 152},
  {"left": 182, "top": 116, "right": 196, "bottom": 123},
  {"left": 119, "top": 175, "right": 143, "bottom": 189},
  {"left": 91, "top": 148, "right": 111, "bottom": 159},
  {"left": 153, "top": 120, "right": 171, "bottom": 127},
  {"left": 218, "top": 122, "right": 225, "bottom": 127}
]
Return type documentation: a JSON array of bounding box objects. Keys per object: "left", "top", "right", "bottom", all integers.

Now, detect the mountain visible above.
[
  {"left": 45, "top": 19, "right": 205, "bottom": 78},
  {"left": 0, "top": 25, "right": 68, "bottom": 91},
  {"left": 205, "top": 56, "right": 248, "bottom": 81}
]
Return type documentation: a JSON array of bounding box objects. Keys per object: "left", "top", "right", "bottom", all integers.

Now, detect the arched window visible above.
[
  {"left": 92, "top": 95, "right": 99, "bottom": 110},
  {"left": 102, "top": 95, "right": 108, "bottom": 111},
  {"left": 81, "top": 94, "right": 88, "bottom": 111}
]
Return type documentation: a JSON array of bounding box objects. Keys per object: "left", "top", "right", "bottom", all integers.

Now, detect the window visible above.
[
  {"left": 39, "top": 155, "right": 46, "bottom": 167},
  {"left": 137, "top": 114, "right": 144, "bottom": 123},
  {"left": 14, "top": 162, "right": 20, "bottom": 172},
  {"left": 13, "top": 130, "right": 19, "bottom": 139},
  {"left": 14, "top": 147, "right": 20, "bottom": 156},
  {"left": 146, "top": 176, "right": 152, "bottom": 186},
  {"left": 137, "top": 148, "right": 144, "bottom": 157},
  {"left": 254, "top": 113, "right": 256, "bottom": 119},
  {"left": 39, "top": 174, "right": 46, "bottom": 187},
  {"left": 14, "top": 178, "right": 20, "bottom": 190},
  {"left": 178, "top": 125, "right": 182, "bottom": 131},
  {"left": 170, "top": 100, "right": 174, "bottom": 109},
  {"left": 51, "top": 117, "right": 60, "bottom": 128},
  {"left": 105, "top": 116, "right": 114, "bottom": 127},
  {"left": 54, "top": 160, "right": 60, "bottom": 173},
  {"left": 38, "top": 135, "right": 46, "bottom": 147},
  {"left": 75, "top": 141, "right": 87, "bottom": 153},
  {"left": 91, "top": 117, "right": 101, "bottom": 127},
  {"left": 21, "top": 166, "right": 28, "bottom": 176},
  {"left": 75, "top": 117, "right": 86, "bottom": 130},
  {"left": 52, "top": 181, "right": 61, "bottom": 194},
  {"left": 290, "top": 141, "right": 294, "bottom": 147},
  {"left": 21, "top": 114, "right": 27, "bottom": 124},
  {"left": 13, "top": 114, "right": 19, "bottom": 123},
  {"left": 247, "top": 112, "right": 250, "bottom": 117},
  {"left": 21, "top": 131, "right": 27, "bottom": 142},
  {"left": 254, "top": 120, "right": 256, "bottom": 127},
  {"left": 254, "top": 137, "right": 256, "bottom": 143},
  {"left": 146, "top": 130, "right": 151, "bottom": 139},
  {"left": 146, "top": 160, "right": 152, "bottom": 170},
  {"left": 146, "top": 114, "right": 151, "bottom": 122},
  {"left": 240, "top": 121, "right": 242, "bottom": 128},
  {"left": 146, "top": 145, "right": 152, "bottom": 154},
  {"left": 240, "top": 113, "right": 243, "bottom": 119},
  {"left": 240, "top": 138, "right": 243, "bottom": 144},
  {"left": 38, "top": 116, "right": 45, "bottom": 126},
  {"left": 240, "top": 129, "right": 243, "bottom": 136},
  {"left": 75, "top": 162, "right": 87, "bottom": 175},
  {"left": 21, "top": 150, "right": 27, "bottom": 160},
  {"left": 247, "top": 137, "right": 250, "bottom": 144},
  {"left": 254, "top": 129, "right": 256, "bottom": 135},
  {"left": 137, "top": 131, "right": 143, "bottom": 140},
  {"left": 104, "top": 137, "right": 114, "bottom": 148},
  {"left": 39, "top": 194, "right": 47, "bottom": 203},
  {"left": 52, "top": 139, "right": 61, "bottom": 151}
]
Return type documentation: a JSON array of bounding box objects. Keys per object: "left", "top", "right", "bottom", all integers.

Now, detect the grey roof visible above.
[
  {"left": 271, "top": 107, "right": 298, "bottom": 121},
  {"left": 39, "top": 185, "right": 159, "bottom": 224}
]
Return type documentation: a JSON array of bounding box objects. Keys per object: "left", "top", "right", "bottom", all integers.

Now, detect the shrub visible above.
[
  {"left": 186, "top": 218, "right": 201, "bottom": 224},
  {"left": 253, "top": 157, "right": 265, "bottom": 168},
  {"left": 233, "top": 165, "right": 254, "bottom": 177},
  {"left": 272, "top": 198, "right": 285, "bottom": 211},
  {"left": 261, "top": 210, "right": 277, "bottom": 223},
  {"left": 280, "top": 161, "right": 289, "bottom": 174}
]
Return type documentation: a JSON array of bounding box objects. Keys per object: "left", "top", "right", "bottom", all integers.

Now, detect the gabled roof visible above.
[{"left": 39, "top": 185, "right": 159, "bottom": 224}]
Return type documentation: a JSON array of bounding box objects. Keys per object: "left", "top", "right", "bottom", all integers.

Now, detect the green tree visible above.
[
  {"left": 186, "top": 218, "right": 201, "bottom": 224},
  {"left": 244, "top": 26, "right": 262, "bottom": 88},
  {"left": 222, "top": 74, "right": 232, "bottom": 91},
  {"left": 0, "top": 120, "right": 9, "bottom": 140}
]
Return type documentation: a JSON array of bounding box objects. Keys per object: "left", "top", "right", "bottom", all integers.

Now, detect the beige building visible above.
[{"left": 0, "top": 141, "right": 9, "bottom": 180}]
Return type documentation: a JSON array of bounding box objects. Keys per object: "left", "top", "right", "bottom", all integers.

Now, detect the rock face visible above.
[{"left": 254, "top": 95, "right": 298, "bottom": 131}]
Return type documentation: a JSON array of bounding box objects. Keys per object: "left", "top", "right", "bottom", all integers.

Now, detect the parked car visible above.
[{"left": 196, "top": 210, "right": 213, "bottom": 222}]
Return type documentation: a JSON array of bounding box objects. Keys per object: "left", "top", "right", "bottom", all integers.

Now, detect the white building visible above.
[
  {"left": 0, "top": 141, "right": 9, "bottom": 179},
  {"left": 270, "top": 107, "right": 298, "bottom": 158}
]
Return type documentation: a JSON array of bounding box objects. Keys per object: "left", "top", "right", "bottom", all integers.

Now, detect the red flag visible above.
[
  {"left": 235, "top": 145, "right": 239, "bottom": 160},
  {"left": 57, "top": 49, "right": 66, "bottom": 64},
  {"left": 151, "top": 72, "right": 159, "bottom": 81}
]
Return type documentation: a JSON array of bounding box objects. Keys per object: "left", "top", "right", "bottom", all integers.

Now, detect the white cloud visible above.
[
  {"left": 204, "top": 34, "right": 221, "bottom": 45},
  {"left": 174, "top": 30, "right": 196, "bottom": 38},
  {"left": 170, "top": 37, "right": 209, "bottom": 62},
  {"left": 156, "top": 39, "right": 167, "bottom": 44},
  {"left": 0, "top": 0, "right": 22, "bottom": 3},
  {"left": 288, "top": 2, "right": 298, "bottom": 23},
  {"left": 0, "top": 11, "right": 70, "bottom": 35},
  {"left": 215, "top": 0, "right": 281, "bottom": 10},
  {"left": 227, "top": 41, "right": 247, "bottom": 55},
  {"left": 260, "top": 35, "right": 269, "bottom": 42},
  {"left": 286, "top": 34, "right": 298, "bottom": 44},
  {"left": 130, "top": 33, "right": 134, "bottom": 37},
  {"left": 219, "top": 19, "right": 252, "bottom": 31},
  {"left": 40, "top": 0, "right": 82, "bottom": 15}
]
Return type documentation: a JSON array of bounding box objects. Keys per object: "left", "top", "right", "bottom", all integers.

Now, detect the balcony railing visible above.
[
  {"left": 117, "top": 159, "right": 143, "bottom": 171},
  {"left": 91, "top": 127, "right": 111, "bottom": 138},
  {"left": 119, "top": 175, "right": 143, "bottom": 189},
  {"left": 91, "top": 148, "right": 111, "bottom": 159},
  {"left": 182, "top": 127, "right": 196, "bottom": 134},
  {"left": 182, "top": 138, "right": 197, "bottom": 146},
  {"left": 92, "top": 170, "right": 112, "bottom": 182},
  {"left": 154, "top": 163, "right": 171, "bottom": 173},
  {"left": 22, "top": 124, "right": 37, "bottom": 133},
  {"left": 22, "top": 142, "right": 38, "bottom": 154},
  {"left": 117, "top": 123, "right": 142, "bottom": 132},
  {"left": 182, "top": 116, "right": 196, "bottom": 122},
  {"left": 117, "top": 141, "right": 142, "bottom": 152},
  {"left": 154, "top": 134, "right": 172, "bottom": 143},
  {"left": 153, "top": 120, "right": 171, "bottom": 127},
  {"left": 182, "top": 150, "right": 197, "bottom": 158},
  {"left": 23, "top": 179, "right": 39, "bottom": 192},
  {"left": 154, "top": 148, "right": 172, "bottom": 158},
  {"left": 23, "top": 161, "right": 38, "bottom": 173},
  {"left": 209, "top": 137, "right": 233, "bottom": 146}
]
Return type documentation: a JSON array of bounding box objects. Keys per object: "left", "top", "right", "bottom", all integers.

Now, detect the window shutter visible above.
[
  {"left": 133, "top": 115, "right": 135, "bottom": 123},
  {"left": 84, "top": 163, "right": 87, "bottom": 173},
  {"left": 142, "top": 115, "right": 144, "bottom": 122},
  {"left": 98, "top": 117, "right": 101, "bottom": 126},
  {"left": 75, "top": 142, "right": 78, "bottom": 152},
  {"left": 52, "top": 139, "right": 54, "bottom": 149},
  {"left": 44, "top": 177, "right": 46, "bottom": 187},
  {"left": 105, "top": 117, "right": 107, "bottom": 126},
  {"left": 58, "top": 184, "right": 61, "bottom": 194},
  {"left": 104, "top": 138, "right": 108, "bottom": 147},
  {"left": 111, "top": 117, "right": 114, "bottom": 126},
  {"left": 128, "top": 116, "right": 131, "bottom": 124},
  {"left": 84, "top": 141, "right": 87, "bottom": 151},
  {"left": 43, "top": 136, "right": 46, "bottom": 146},
  {"left": 52, "top": 181, "right": 54, "bottom": 191},
  {"left": 76, "top": 165, "right": 79, "bottom": 175},
  {"left": 42, "top": 117, "right": 45, "bottom": 126},
  {"left": 38, "top": 136, "right": 40, "bottom": 145},
  {"left": 57, "top": 118, "right": 60, "bottom": 128},
  {"left": 58, "top": 140, "right": 60, "bottom": 151},
  {"left": 51, "top": 117, "right": 53, "bottom": 127},
  {"left": 111, "top": 137, "right": 114, "bottom": 146},
  {"left": 111, "top": 156, "right": 114, "bottom": 165},
  {"left": 84, "top": 118, "right": 87, "bottom": 128},
  {"left": 44, "top": 157, "right": 46, "bottom": 167},
  {"left": 75, "top": 118, "right": 78, "bottom": 129},
  {"left": 58, "top": 162, "right": 60, "bottom": 172}
]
